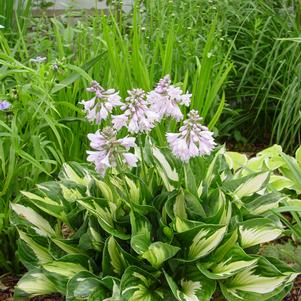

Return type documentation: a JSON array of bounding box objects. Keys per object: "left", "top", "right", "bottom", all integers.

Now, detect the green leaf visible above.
[
  {"left": 176, "top": 224, "right": 227, "bottom": 261},
  {"left": 184, "top": 163, "right": 198, "bottom": 197},
  {"left": 120, "top": 266, "right": 164, "bottom": 301},
  {"left": 142, "top": 242, "right": 180, "bottom": 268},
  {"left": 130, "top": 212, "right": 152, "bottom": 255},
  {"left": 77, "top": 198, "right": 130, "bottom": 240},
  {"left": 296, "top": 145, "right": 301, "bottom": 165},
  {"left": 104, "top": 236, "right": 128, "bottom": 276},
  {"left": 243, "top": 193, "right": 282, "bottom": 215},
  {"left": 164, "top": 265, "right": 216, "bottom": 301},
  {"left": 239, "top": 218, "right": 282, "bottom": 248},
  {"left": 14, "top": 270, "right": 57, "bottom": 299},
  {"left": 198, "top": 245, "right": 258, "bottom": 279},
  {"left": 234, "top": 172, "right": 270, "bottom": 198},
  {"left": 17, "top": 230, "right": 53, "bottom": 265},
  {"left": 225, "top": 151, "right": 248, "bottom": 171},
  {"left": 152, "top": 146, "right": 179, "bottom": 192},
  {"left": 11, "top": 203, "right": 55, "bottom": 236},
  {"left": 66, "top": 271, "right": 103, "bottom": 300},
  {"left": 220, "top": 257, "right": 297, "bottom": 301}
]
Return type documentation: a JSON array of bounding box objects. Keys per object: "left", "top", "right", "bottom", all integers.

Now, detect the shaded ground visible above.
[{"left": 0, "top": 274, "right": 300, "bottom": 301}]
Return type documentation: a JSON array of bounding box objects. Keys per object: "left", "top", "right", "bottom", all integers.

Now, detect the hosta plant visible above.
[
  {"left": 225, "top": 145, "right": 301, "bottom": 241},
  {"left": 12, "top": 77, "right": 299, "bottom": 300},
  {"left": 12, "top": 147, "right": 299, "bottom": 301}
]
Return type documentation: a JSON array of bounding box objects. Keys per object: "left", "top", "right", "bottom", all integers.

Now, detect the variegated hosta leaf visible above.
[
  {"left": 224, "top": 151, "right": 248, "bottom": 171},
  {"left": 141, "top": 242, "right": 180, "bottom": 268},
  {"left": 234, "top": 172, "right": 270, "bottom": 199},
  {"left": 220, "top": 257, "right": 297, "bottom": 301},
  {"left": 286, "top": 198, "right": 301, "bottom": 218},
  {"left": 239, "top": 218, "right": 282, "bottom": 248},
  {"left": 173, "top": 190, "right": 188, "bottom": 220},
  {"left": 243, "top": 193, "right": 282, "bottom": 215},
  {"left": 102, "top": 237, "right": 141, "bottom": 277},
  {"left": 130, "top": 212, "right": 151, "bottom": 254},
  {"left": 173, "top": 217, "right": 203, "bottom": 233},
  {"left": 43, "top": 261, "right": 88, "bottom": 279},
  {"left": 94, "top": 178, "right": 115, "bottom": 203},
  {"left": 17, "top": 230, "right": 53, "bottom": 265},
  {"left": 152, "top": 146, "right": 179, "bottom": 192},
  {"left": 14, "top": 270, "right": 57, "bottom": 299},
  {"left": 11, "top": 203, "right": 55, "bottom": 237},
  {"left": 176, "top": 224, "right": 227, "bottom": 261},
  {"left": 269, "top": 175, "right": 294, "bottom": 192},
  {"left": 164, "top": 266, "right": 216, "bottom": 301},
  {"left": 166, "top": 190, "right": 206, "bottom": 223},
  {"left": 204, "top": 146, "right": 225, "bottom": 187},
  {"left": 41, "top": 255, "right": 91, "bottom": 294},
  {"left": 120, "top": 266, "right": 164, "bottom": 301},
  {"left": 201, "top": 189, "right": 231, "bottom": 225},
  {"left": 125, "top": 176, "right": 141, "bottom": 204},
  {"left": 59, "top": 182, "right": 84, "bottom": 203},
  {"left": 206, "top": 230, "right": 238, "bottom": 264},
  {"left": 103, "top": 237, "right": 128, "bottom": 276},
  {"left": 77, "top": 198, "right": 130, "bottom": 240},
  {"left": 198, "top": 245, "right": 258, "bottom": 279},
  {"left": 66, "top": 271, "right": 105, "bottom": 300},
  {"left": 21, "top": 190, "right": 67, "bottom": 221},
  {"left": 59, "top": 162, "right": 93, "bottom": 187}
]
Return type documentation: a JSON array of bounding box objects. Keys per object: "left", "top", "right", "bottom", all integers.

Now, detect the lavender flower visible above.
[
  {"left": 87, "top": 127, "right": 138, "bottom": 175},
  {"left": 112, "top": 88, "right": 159, "bottom": 133},
  {"left": 148, "top": 75, "right": 192, "bottom": 121},
  {"left": 0, "top": 100, "right": 11, "bottom": 110},
  {"left": 167, "top": 110, "right": 216, "bottom": 162},
  {"left": 30, "top": 56, "right": 47, "bottom": 63},
  {"left": 80, "top": 81, "right": 123, "bottom": 124}
]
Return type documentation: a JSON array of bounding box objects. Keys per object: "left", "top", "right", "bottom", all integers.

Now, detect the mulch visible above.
[{"left": 0, "top": 274, "right": 300, "bottom": 301}]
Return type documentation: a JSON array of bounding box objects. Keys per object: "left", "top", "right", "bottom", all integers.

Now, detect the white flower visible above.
[
  {"left": 167, "top": 110, "right": 216, "bottom": 162},
  {"left": 148, "top": 75, "right": 192, "bottom": 121},
  {"left": 81, "top": 81, "right": 123, "bottom": 124},
  {"left": 30, "top": 56, "right": 47, "bottom": 63},
  {"left": 87, "top": 127, "right": 138, "bottom": 175},
  {"left": 112, "top": 88, "right": 159, "bottom": 133}
]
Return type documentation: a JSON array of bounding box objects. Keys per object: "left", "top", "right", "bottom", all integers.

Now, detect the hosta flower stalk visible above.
[
  {"left": 112, "top": 88, "right": 159, "bottom": 133},
  {"left": 167, "top": 110, "right": 216, "bottom": 162},
  {"left": 148, "top": 74, "right": 191, "bottom": 121},
  {"left": 81, "top": 81, "right": 123, "bottom": 124},
  {"left": 87, "top": 127, "right": 138, "bottom": 175}
]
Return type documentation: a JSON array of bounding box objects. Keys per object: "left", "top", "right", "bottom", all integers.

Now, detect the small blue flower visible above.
[{"left": 0, "top": 100, "right": 11, "bottom": 110}]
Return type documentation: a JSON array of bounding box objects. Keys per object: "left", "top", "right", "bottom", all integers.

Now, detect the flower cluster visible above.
[
  {"left": 87, "top": 127, "right": 138, "bottom": 175},
  {"left": 148, "top": 74, "right": 191, "bottom": 121},
  {"left": 0, "top": 100, "right": 11, "bottom": 111},
  {"left": 81, "top": 81, "right": 123, "bottom": 124},
  {"left": 112, "top": 89, "right": 158, "bottom": 133},
  {"left": 82, "top": 76, "right": 216, "bottom": 175},
  {"left": 167, "top": 110, "right": 216, "bottom": 162}
]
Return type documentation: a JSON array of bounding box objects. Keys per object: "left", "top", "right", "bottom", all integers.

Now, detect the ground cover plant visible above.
[{"left": 11, "top": 79, "right": 299, "bottom": 300}]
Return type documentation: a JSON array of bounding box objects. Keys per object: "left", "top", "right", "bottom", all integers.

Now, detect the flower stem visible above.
[{"left": 138, "top": 135, "right": 147, "bottom": 181}]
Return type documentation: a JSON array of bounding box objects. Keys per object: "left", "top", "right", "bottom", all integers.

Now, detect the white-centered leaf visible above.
[{"left": 12, "top": 204, "right": 55, "bottom": 237}]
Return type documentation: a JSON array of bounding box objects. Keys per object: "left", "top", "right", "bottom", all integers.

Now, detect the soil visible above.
[{"left": 0, "top": 274, "right": 300, "bottom": 301}]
